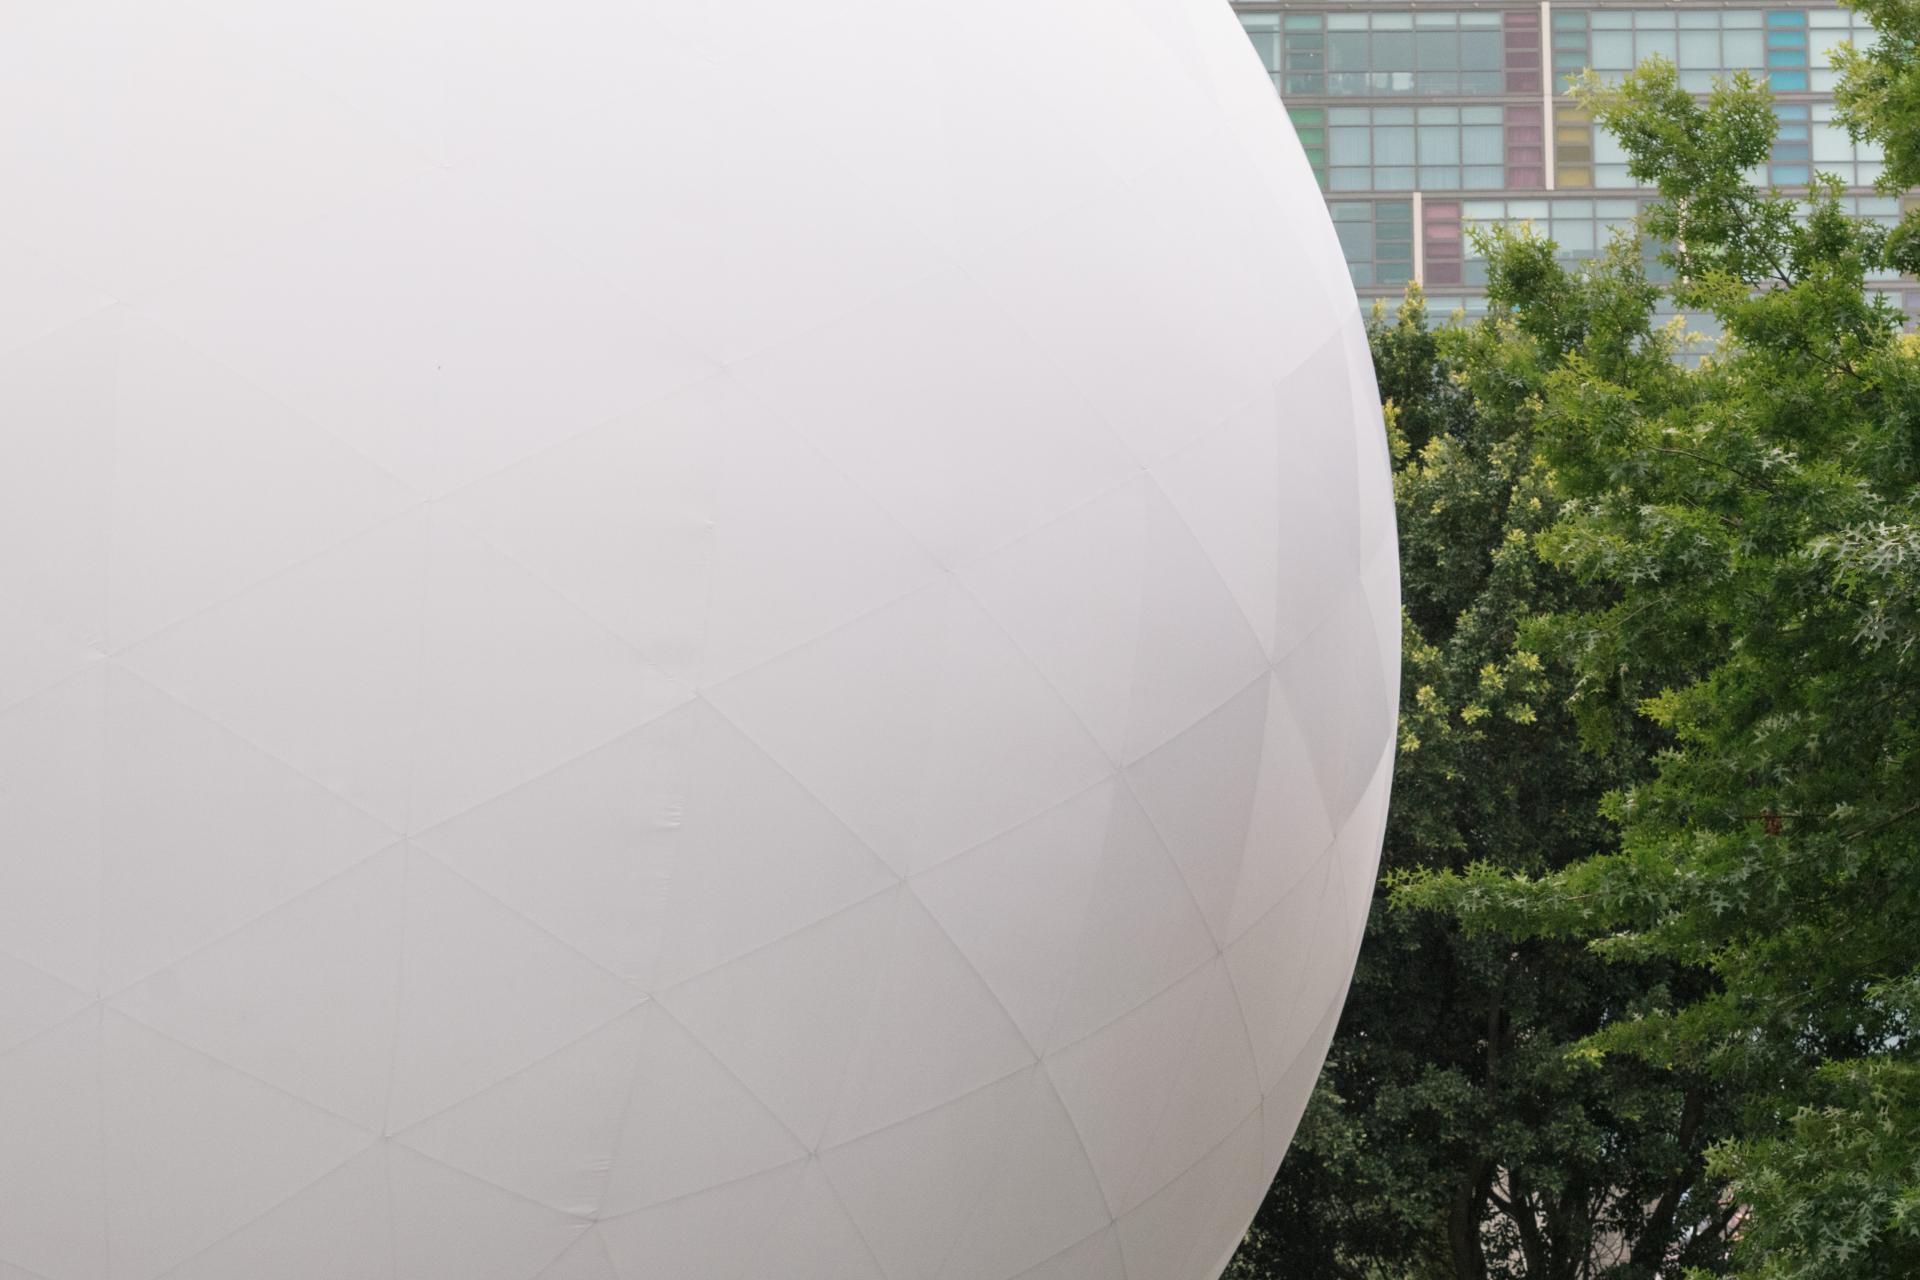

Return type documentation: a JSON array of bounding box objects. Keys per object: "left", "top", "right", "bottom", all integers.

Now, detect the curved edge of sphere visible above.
[{"left": 0, "top": 1, "right": 1399, "bottom": 1278}]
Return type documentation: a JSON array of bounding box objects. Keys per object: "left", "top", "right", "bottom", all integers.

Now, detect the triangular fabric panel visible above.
[
  {"left": 0, "top": 586, "right": 100, "bottom": 722},
  {"left": 120, "top": 509, "right": 690, "bottom": 836},
  {"left": 645, "top": 702, "right": 898, "bottom": 990},
  {"left": 1044, "top": 787, "right": 1216, "bottom": 1051},
  {"left": 955, "top": 135, "right": 1292, "bottom": 469},
  {"left": 157, "top": 1145, "right": 391, "bottom": 1280},
  {"left": 706, "top": 581, "right": 1110, "bottom": 878},
  {"left": 0, "top": 1013, "right": 106, "bottom": 1280},
  {"left": 439, "top": 60, "right": 949, "bottom": 367},
  {"left": 597, "top": 1160, "right": 807, "bottom": 1280},
  {"left": 956, "top": 482, "right": 1151, "bottom": 763},
  {"left": 438, "top": 375, "right": 942, "bottom": 689},
  {"left": 910, "top": 782, "right": 1115, "bottom": 1052},
  {"left": 0, "top": 953, "right": 91, "bottom": 1059},
  {"left": 1223, "top": 855, "right": 1344, "bottom": 1095},
  {"left": 117, "top": 515, "right": 429, "bottom": 831},
  {"left": 1148, "top": 394, "right": 1284, "bottom": 660},
  {"left": 1106, "top": 962, "right": 1262, "bottom": 1216},
  {"left": 415, "top": 713, "right": 696, "bottom": 989},
  {"left": 0, "top": 2, "right": 427, "bottom": 296},
  {"left": 1262, "top": 1000, "right": 1346, "bottom": 1184},
  {"left": 0, "top": 1263, "right": 60, "bottom": 1280},
  {"left": 103, "top": 316, "right": 413, "bottom": 650},
  {"left": 420, "top": 695, "right": 899, "bottom": 997},
  {"left": 1223, "top": 676, "right": 1339, "bottom": 943},
  {"left": 401, "top": 512, "right": 693, "bottom": 830},
  {"left": 388, "top": 1146, "right": 591, "bottom": 1280},
  {"left": 0, "top": 236, "right": 114, "bottom": 362},
  {"left": 600, "top": 1004, "right": 807, "bottom": 1217},
  {"left": 1006, "top": 1229, "right": 1127, "bottom": 1280},
  {"left": 724, "top": 270, "right": 1136, "bottom": 567},
  {"left": 1270, "top": 328, "right": 1367, "bottom": 663},
  {"left": 110, "top": 847, "right": 406, "bottom": 1130},
  {"left": 819, "top": 1069, "right": 1035, "bottom": 1280},
  {"left": 384, "top": 850, "right": 646, "bottom": 1132},
  {"left": 959, "top": 477, "right": 1269, "bottom": 765},
  {"left": 1275, "top": 578, "right": 1396, "bottom": 836},
  {"left": 188, "top": 1, "right": 703, "bottom": 166},
  {"left": 656, "top": 890, "right": 897, "bottom": 1148},
  {"left": 0, "top": 318, "right": 116, "bottom": 690},
  {"left": 100, "top": 1012, "right": 373, "bottom": 1280},
  {"left": 1112, "top": 1112, "right": 1265, "bottom": 1280},
  {"left": 98, "top": 668, "right": 397, "bottom": 994},
  {"left": 141, "top": 167, "right": 718, "bottom": 498},
  {"left": 735, "top": 8, "right": 1121, "bottom": 262},
  {"left": 939, "top": 1072, "right": 1114, "bottom": 1280},
  {"left": 1362, "top": 541, "right": 1403, "bottom": 707},
  {"left": 532, "top": 1233, "right": 623, "bottom": 1280},
  {"left": 397, "top": 1009, "right": 647, "bottom": 1218},
  {"left": 1045, "top": 962, "right": 1219, "bottom": 1217},
  {"left": 820, "top": 893, "right": 1036, "bottom": 1146},
  {"left": 431, "top": 383, "right": 721, "bottom": 683},
  {"left": 0, "top": 668, "right": 106, "bottom": 992},
  {"left": 1124, "top": 675, "right": 1272, "bottom": 945},
  {"left": 1331, "top": 743, "right": 1397, "bottom": 939},
  {"left": 1119, "top": 482, "right": 1273, "bottom": 762},
  {"left": 1346, "top": 316, "right": 1399, "bottom": 570},
  {"left": 735, "top": 1163, "right": 886, "bottom": 1280}
]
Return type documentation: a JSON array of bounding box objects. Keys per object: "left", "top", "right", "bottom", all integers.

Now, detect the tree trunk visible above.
[
  {"left": 1629, "top": 1084, "right": 1708, "bottom": 1276},
  {"left": 1505, "top": 1165, "right": 1553, "bottom": 1278},
  {"left": 1450, "top": 1158, "right": 1494, "bottom": 1280}
]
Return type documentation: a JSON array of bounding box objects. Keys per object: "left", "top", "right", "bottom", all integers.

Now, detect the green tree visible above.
[
  {"left": 1228, "top": 288, "right": 1738, "bottom": 1280},
  {"left": 1395, "top": 59, "right": 1920, "bottom": 1280}
]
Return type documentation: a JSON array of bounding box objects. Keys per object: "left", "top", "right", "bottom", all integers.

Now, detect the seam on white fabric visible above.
[
  {"left": 143, "top": 1139, "right": 380, "bottom": 1280},
  {"left": 389, "top": 1002, "right": 648, "bottom": 1172}
]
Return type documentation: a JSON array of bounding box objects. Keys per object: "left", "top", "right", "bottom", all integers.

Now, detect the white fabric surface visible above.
[{"left": 0, "top": 1, "right": 1398, "bottom": 1277}]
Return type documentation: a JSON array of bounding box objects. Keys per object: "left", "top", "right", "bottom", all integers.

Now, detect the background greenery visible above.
[{"left": 1227, "top": 7, "right": 1920, "bottom": 1275}]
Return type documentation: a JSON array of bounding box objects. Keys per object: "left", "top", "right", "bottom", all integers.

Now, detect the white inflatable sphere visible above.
[{"left": 0, "top": 2, "right": 1398, "bottom": 1278}]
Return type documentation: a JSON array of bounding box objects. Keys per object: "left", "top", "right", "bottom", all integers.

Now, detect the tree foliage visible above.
[{"left": 1391, "top": 58, "right": 1920, "bottom": 1280}]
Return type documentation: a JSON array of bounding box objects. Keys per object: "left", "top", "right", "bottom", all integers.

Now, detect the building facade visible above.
[{"left": 1230, "top": 0, "right": 1916, "bottom": 319}]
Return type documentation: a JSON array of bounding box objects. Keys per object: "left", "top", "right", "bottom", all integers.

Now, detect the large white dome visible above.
[{"left": 0, "top": 2, "right": 1398, "bottom": 1278}]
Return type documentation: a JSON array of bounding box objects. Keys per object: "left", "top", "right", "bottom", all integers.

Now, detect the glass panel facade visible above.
[
  {"left": 1330, "top": 200, "right": 1416, "bottom": 286},
  {"left": 1327, "top": 105, "right": 1512, "bottom": 190},
  {"left": 1506, "top": 103, "right": 1545, "bottom": 189},
  {"left": 1234, "top": 2, "right": 1912, "bottom": 316},
  {"left": 1554, "top": 8, "right": 1777, "bottom": 90},
  {"left": 1594, "top": 128, "right": 1633, "bottom": 187},
  {"left": 1251, "top": 10, "right": 1510, "bottom": 96},
  {"left": 1809, "top": 8, "right": 1875, "bottom": 91},
  {"left": 1457, "top": 196, "right": 1648, "bottom": 284},
  {"left": 1766, "top": 9, "right": 1810, "bottom": 92},
  {"left": 1289, "top": 105, "right": 1328, "bottom": 187},
  {"left": 1802, "top": 102, "right": 1884, "bottom": 185},
  {"left": 1242, "top": 6, "right": 1876, "bottom": 96},
  {"left": 1550, "top": 7, "right": 1590, "bottom": 85},
  {"left": 1423, "top": 200, "right": 1465, "bottom": 284},
  {"left": 1505, "top": 10, "right": 1544, "bottom": 94},
  {"left": 1554, "top": 102, "right": 1594, "bottom": 188}
]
